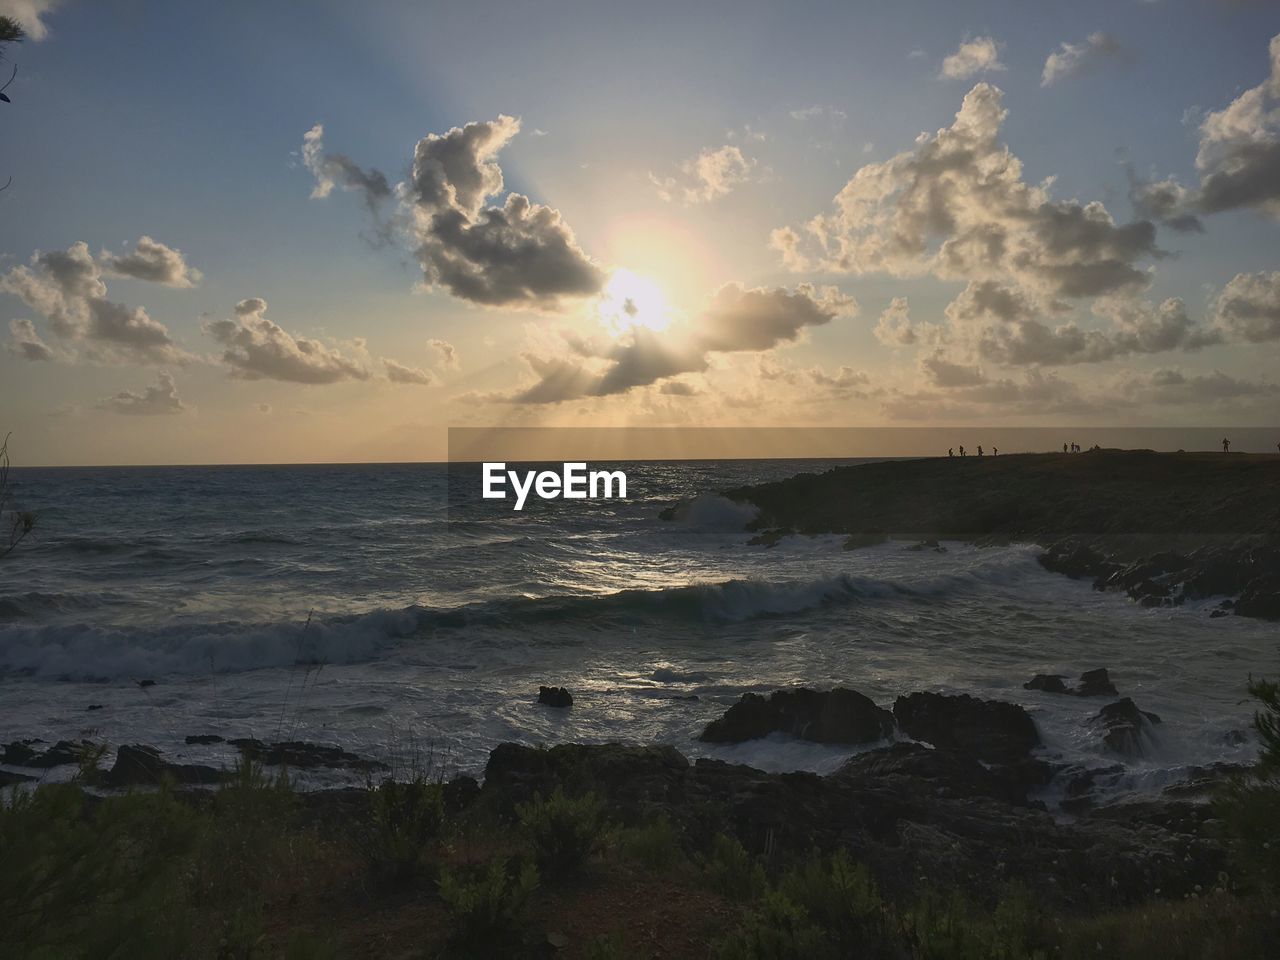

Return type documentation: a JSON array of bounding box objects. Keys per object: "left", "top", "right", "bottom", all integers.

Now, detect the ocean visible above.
[{"left": 1, "top": 460, "right": 1273, "bottom": 804}]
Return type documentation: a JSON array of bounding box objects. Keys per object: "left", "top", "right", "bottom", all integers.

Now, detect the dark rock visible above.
[
  {"left": 477, "top": 741, "right": 1225, "bottom": 910},
  {"left": 86, "top": 704, "right": 105, "bottom": 711},
  {"left": 228, "top": 738, "right": 388, "bottom": 771},
  {"left": 1023, "top": 674, "right": 1069, "bottom": 694},
  {"left": 442, "top": 774, "right": 481, "bottom": 814},
  {"left": 103, "top": 744, "right": 223, "bottom": 787},
  {"left": 1096, "top": 698, "right": 1162, "bottom": 757},
  {"left": 747, "top": 529, "right": 788, "bottom": 548},
  {"left": 700, "top": 687, "right": 893, "bottom": 745},
  {"left": 185, "top": 734, "right": 225, "bottom": 745},
  {"left": 1076, "top": 668, "right": 1118, "bottom": 697},
  {"left": 0, "top": 769, "right": 36, "bottom": 786},
  {"left": 1209, "top": 609, "right": 1229, "bottom": 619},
  {"left": 136, "top": 679, "right": 156, "bottom": 688},
  {"left": 893, "top": 692, "right": 1039, "bottom": 763},
  {"left": 835, "top": 742, "right": 1034, "bottom": 806},
  {"left": 1038, "top": 543, "right": 1113, "bottom": 581},
  {"left": 537, "top": 686, "right": 574, "bottom": 708},
  {"left": 1, "top": 739, "right": 90, "bottom": 768},
  {"left": 843, "top": 531, "right": 887, "bottom": 550},
  {"left": 907, "top": 539, "right": 946, "bottom": 553},
  {"left": 1058, "top": 764, "right": 1127, "bottom": 814}
]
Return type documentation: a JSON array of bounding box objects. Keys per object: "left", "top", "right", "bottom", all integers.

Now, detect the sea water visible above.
[{"left": 0, "top": 460, "right": 1273, "bottom": 803}]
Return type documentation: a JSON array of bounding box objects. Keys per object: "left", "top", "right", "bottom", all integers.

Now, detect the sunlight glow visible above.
[{"left": 597, "top": 269, "right": 673, "bottom": 336}]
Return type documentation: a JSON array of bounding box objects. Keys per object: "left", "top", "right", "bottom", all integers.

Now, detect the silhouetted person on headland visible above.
[
  {"left": 977, "top": 445, "right": 984, "bottom": 456},
  {"left": 959, "top": 445, "right": 966, "bottom": 457},
  {"left": 1063, "top": 442, "right": 1068, "bottom": 454},
  {"left": 1223, "top": 437, "right": 1230, "bottom": 454},
  {"left": 948, "top": 448, "right": 954, "bottom": 458},
  {"left": 993, "top": 447, "right": 998, "bottom": 457}
]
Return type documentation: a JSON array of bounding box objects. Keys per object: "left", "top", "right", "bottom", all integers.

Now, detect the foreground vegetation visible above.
[{"left": 4, "top": 675, "right": 1280, "bottom": 960}]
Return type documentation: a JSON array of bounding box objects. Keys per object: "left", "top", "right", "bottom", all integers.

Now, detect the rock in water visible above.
[
  {"left": 103, "top": 744, "right": 223, "bottom": 786},
  {"left": 700, "top": 687, "right": 894, "bottom": 744},
  {"left": 893, "top": 692, "right": 1039, "bottom": 763},
  {"left": 1076, "top": 668, "right": 1118, "bottom": 697},
  {"left": 1023, "top": 674, "right": 1069, "bottom": 694},
  {"left": 1096, "top": 698, "right": 1162, "bottom": 757},
  {"left": 538, "top": 686, "right": 574, "bottom": 708}
]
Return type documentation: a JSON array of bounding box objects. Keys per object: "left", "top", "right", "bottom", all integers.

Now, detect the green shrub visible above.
[
  {"left": 1217, "top": 673, "right": 1280, "bottom": 891},
  {"left": 616, "top": 816, "right": 685, "bottom": 872},
  {"left": 584, "top": 931, "right": 642, "bottom": 960},
  {"left": 437, "top": 858, "right": 539, "bottom": 959},
  {"left": 516, "top": 787, "right": 607, "bottom": 878},
  {"left": 702, "top": 833, "right": 767, "bottom": 902},
  {"left": 903, "top": 886, "right": 1051, "bottom": 960},
  {"left": 0, "top": 783, "right": 200, "bottom": 958},
  {"left": 360, "top": 776, "right": 446, "bottom": 886}
]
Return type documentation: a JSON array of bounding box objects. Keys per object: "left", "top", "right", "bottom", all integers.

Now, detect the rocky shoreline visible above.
[
  {"left": 713, "top": 449, "right": 1280, "bottom": 621},
  {"left": 1, "top": 676, "right": 1258, "bottom": 913}
]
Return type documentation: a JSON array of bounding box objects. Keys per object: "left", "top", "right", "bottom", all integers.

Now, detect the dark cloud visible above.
[
  {"left": 95, "top": 371, "right": 185, "bottom": 415},
  {"left": 203, "top": 298, "right": 372, "bottom": 384},
  {"left": 510, "top": 282, "right": 855, "bottom": 403},
  {"left": 1118, "top": 367, "right": 1279, "bottom": 404}
]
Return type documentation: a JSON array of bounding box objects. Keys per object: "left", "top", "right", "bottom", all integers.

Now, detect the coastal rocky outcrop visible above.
[
  {"left": 480, "top": 741, "right": 1225, "bottom": 910},
  {"left": 1, "top": 739, "right": 94, "bottom": 768},
  {"left": 1096, "top": 698, "right": 1162, "bottom": 757},
  {"left": 1025, "top": 668, "right": 1119, "bottom": 696},
  {"left": 227, "top": 738, "right": 388, "bottom": 772},
  {"left": 699, "top": 687, "right": 893, "bottom": 744},
  {"left": 103, "top": 744, "right": 223, "bottom": 787},
  {"left": 892, "top": 692, "right": 1039, "bottom": 763},
  {"left": 538, "top": 686, "right": 574, "bottom": 708}
]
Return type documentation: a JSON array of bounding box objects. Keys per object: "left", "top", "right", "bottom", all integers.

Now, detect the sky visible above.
[{"left": 1, "top": 0, "right": 1279, "bottom": 465}]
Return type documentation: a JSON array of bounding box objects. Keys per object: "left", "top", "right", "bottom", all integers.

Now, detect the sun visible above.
[{"left": 597, "top": 269, "right": 672, "bottom": 336}]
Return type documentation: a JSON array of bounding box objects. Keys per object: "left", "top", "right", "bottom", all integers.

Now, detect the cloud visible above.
[
  {"left": 95, "top": 371, "right": 186, "bottom": 416},
  {"left": 0, "top": 241, "right": 194, "bottom": 364},
  {"left": 921, "top": 353, "right": 987, "bottom": 387},
  {"left": 305, "top": 116, "right": 604, "bottom": 309},
  {"left": 1041, "top": 32, "right": 1124, "bottom": 87},
  {"left": 1117, "top": 367, "right": 1279, "bottom": 404},
  {"left": 301, "top": 124, "right": 393, "bottom": 213},
  {"left": 775, "top": 84, "right": 1162, "bottom": 301},
  {"left": 883, "top": 368, "right": 1101, "bottom": 420},
  {"left": 873, "top": 296, "right": 919, "bottom": 345},
  {"left": 658, "top": 380, "right": 701, "bottom": 396},
  {"left": 1126, "top": 170, "right": 1205, "bottom": 232},
  {"left": 509, "top": 282, "right": 856, "bottom": 403},
  {"left": 1193, "top": 34, "right": 1280, "bottom": 218},
  {"left": 203, "top": 298, "right": 371, "bottom": 383},
  {"left": 0, "top": 0, "right": 63, "bottom": 40},
  {"left": 383, "top": 357, "right": 434, "bottom": 385},
  {"left": 6, "top": 318, "right": 55, "bottom": 360},
  {"left": 940, "top": 37, "right": 1005, "bottom": 80},
  {"left": 101, "top": 236, "right": 202, "bottom": 287},
  {"left": 651, "top": 144, "right": 756, "bottom": 204},
  {"left": 1212, "top": 270, "right": 1280, "bottom": 342},
  {"left": 427, "top": 338, "right": 459, "bottom": 369},
  {"left": 405, "top": 115, "right": 604, "bottom": 307}
]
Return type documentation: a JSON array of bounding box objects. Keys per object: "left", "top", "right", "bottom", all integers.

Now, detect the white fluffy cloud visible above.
[
  {"left": 383, "top": 358, "right": 434, "bottom": 385},
  {"left": 101, "top": 236, "right": 202, "bottom": 288},
  {"left": 96, "top": 371, "right": 186, "bottom": 415},
  {"left": 650, "top": 145, "right": 756, "bottom": 204},
  {"left": 0, "top": 241, "right": 194, "bottom": 364},
  {"left": 203, "top": 298, "right": 371, "bottom": 384},
  {"left": 427, "top": 338, "right": 459, "bottom": 369},
  {"left": 939, "top": 37, "right": 1005, "bottom": 80},
  {"left": 6, "top": 317, "right": 55, "bottom": 360},
  {"left": 773, "top": 84, "right": 1161, "bottom": 301},
  {"left": 0, "top": 0, "right": 63, "bottom": 40},
  {"left": 1041, "top": 33, "right": 1123, "bottom": 87},
  {"left": 1212, "top": 271, "right": 1280, "bottom": 342}
]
